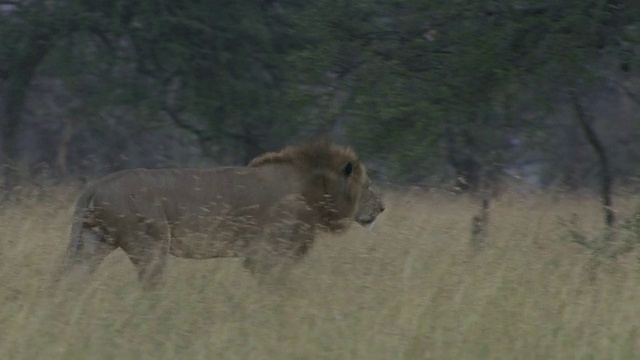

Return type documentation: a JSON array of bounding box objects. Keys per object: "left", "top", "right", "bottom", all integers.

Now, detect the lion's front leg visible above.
[
  {"left": 242, "top": 218, "right": 315, "bottom": 285},
  {"left": 242, "top": 236, "right": 284, "bottom": 280}
]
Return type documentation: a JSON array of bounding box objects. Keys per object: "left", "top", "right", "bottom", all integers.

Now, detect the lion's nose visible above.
[{"left": 380, "top": 205, "right": 385, "bottom": 212}]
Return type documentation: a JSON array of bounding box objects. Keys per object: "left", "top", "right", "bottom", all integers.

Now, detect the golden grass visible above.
[{"left": 1, "top": 186, "right": 640, "bottom": 359}]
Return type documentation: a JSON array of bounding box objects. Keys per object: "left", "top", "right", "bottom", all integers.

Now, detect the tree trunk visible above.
[
  {"left": 570, "top": 88, "right": 615, "bottom": 228},
  {"left": 2, "top": 81, "right": 25, "bottom": 191},
  {"left": 1, "top": 31, "right": 53, "bottom": 193},
  {"left": 445, "top": 126, "right": 482, "bottom": 192},
  {"left": 56, "top": 117, "right": 75, "bottom": 179}
]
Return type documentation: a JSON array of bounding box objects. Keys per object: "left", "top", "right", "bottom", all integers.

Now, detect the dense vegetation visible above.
[{"left": 1, "top": 0, "right": 639, "bottom": 189}]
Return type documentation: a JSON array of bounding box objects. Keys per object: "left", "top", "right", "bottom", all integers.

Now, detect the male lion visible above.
[
  {"left": 57, "top": 140, "right": 383, "bottom": 289},
  {"left": 354, "top": 187, "right": 385, "bottom": 230}
]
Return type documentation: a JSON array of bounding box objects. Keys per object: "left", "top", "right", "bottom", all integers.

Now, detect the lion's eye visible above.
[{"left": 343, "top": 162, "right": 353, "bottom": 177}]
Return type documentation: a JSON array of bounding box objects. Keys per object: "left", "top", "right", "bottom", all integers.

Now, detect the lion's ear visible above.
[{"left": 343, "top": 162, "right": 354, "bottom": 177}]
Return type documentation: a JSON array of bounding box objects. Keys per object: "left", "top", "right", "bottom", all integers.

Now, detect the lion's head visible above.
[{"left": 249, "top": 140, "right": 368, "bottom": 233}]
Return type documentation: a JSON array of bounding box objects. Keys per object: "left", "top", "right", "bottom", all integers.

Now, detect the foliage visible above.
[
  {"left": 286, "top": 0, "right": 639, "bottom": 182},
  {"left": 0, "top": 0, "right": 638, "bottom": 183}
]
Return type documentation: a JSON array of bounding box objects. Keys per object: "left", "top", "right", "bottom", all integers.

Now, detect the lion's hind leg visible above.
[
  {"left": 56, "top": 223, "right": 117, "bottom": 286},
  {"left": 120, "top": 218, "right": 171, "bottom": 291}
]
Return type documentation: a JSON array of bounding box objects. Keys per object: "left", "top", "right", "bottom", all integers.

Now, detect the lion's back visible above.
[{"left": 89, "top": 166, "right": 305, "bottom": 218}]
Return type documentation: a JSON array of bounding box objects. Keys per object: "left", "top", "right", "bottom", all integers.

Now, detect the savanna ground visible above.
[{"left": 1, "top": 184, "right": 640, "bottom": 359}]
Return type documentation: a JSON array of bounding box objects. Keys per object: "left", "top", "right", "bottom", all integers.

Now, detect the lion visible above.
[
  {"left": 56, "top": 140, "right": 384, "bottom": 289},
  {"left": 354, "top": 187, "right": 385, "bottom": 230}
]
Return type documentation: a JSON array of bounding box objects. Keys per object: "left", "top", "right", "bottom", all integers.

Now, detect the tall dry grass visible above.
[{"left": 1, "top": 185, "right": 639, "bottom": 359}]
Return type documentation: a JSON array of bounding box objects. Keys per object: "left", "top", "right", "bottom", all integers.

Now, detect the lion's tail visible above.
[{"left": 56, "top": 184, "right": 98, "bottom": 278}]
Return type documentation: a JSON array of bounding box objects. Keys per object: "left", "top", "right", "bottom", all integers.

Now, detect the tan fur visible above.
[
  {"left": 355, "top": 187, "right": 385, "bottom": 230},
  {"left": 57, "top": 140, "right": 375, "bottom": 289}
]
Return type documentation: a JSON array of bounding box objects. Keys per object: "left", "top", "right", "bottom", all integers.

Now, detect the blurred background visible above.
[{"left": 1, "top": 0, "right": 639, "bottom": 193}]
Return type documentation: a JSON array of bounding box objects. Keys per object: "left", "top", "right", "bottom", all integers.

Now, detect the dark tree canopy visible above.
[{"left": 0, "top": 0, "right": 638, "bottom": 189}]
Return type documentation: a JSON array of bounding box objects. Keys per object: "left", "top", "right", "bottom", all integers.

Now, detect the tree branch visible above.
[
  {"left": 162, "top": 105, "right": 216, "bottom": 157},
  {"left": 163, "top": 105, "right": 267, "bottom": 160}
]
